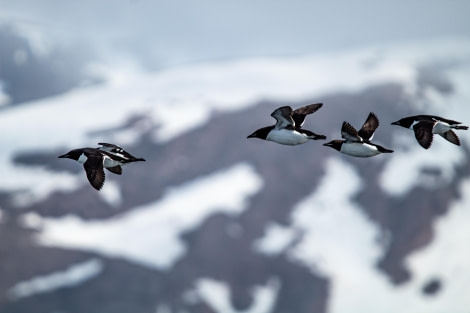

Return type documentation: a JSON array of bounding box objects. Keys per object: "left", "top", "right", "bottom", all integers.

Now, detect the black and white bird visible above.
[
  {"left": 391, "top": 115, "right": 468, "bottom": 149},
  {"left": 247, "top": 103, "right": 326, "bottom": 145},
  {"left": 324, "top": 112, "right": 394, "bottom": 157},
  {"left": 58, "top": 143, "right": 146, "bottom": 190}
]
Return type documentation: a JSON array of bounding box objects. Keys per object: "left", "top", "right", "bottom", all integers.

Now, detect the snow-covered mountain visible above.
[{"left": 1, "top": 38, "right": 470, "bottom": 313}]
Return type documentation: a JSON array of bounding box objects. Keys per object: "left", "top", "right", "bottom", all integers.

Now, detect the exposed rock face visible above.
[{"left": 1, "top": 68, "right": 468, "bottom": 312}]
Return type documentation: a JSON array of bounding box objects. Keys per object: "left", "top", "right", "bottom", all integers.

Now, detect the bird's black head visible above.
[
  {"left": 391, "top": 117, "right": 413, "bottom": 128},
  {"left": 58, "top": 149, "right": 82, "bottom": 161},
  {"left": 247, "top": 126, "right": 273, "bottom": 140},
  {"left": 323, "top": 140, "right": 343, "bottom": 152}
]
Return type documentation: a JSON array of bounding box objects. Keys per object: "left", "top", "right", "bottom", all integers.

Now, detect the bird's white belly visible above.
[
  {"left": 266, "top": 129, "right": 309, "bottom": 145},
  {"left": 103, "top": 157, "right": 121, "bottom": 168},
  {"left": 341, "top": 142, "right": 380, "bottom": 157},
  {"left": 432, "top": 122, "right": 451, "bottom": 134}
]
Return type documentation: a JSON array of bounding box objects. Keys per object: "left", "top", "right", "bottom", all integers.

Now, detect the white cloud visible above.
[{"left": 2, "top": 1, "right": 469, "bottom": 70}]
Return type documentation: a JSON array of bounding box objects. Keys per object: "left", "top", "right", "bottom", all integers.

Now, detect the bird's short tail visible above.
[
  {"left": 455, "top": 125, "right": 469, "bottom": 130},
  {"left": 377, "top": 146, "right": 394, "bottom": 153},
  {"left": 313, "top": 134, "right": 327, "bottom": 140},
  {"left": 303, "top": 129, "right": 326, "bottom": 140}
]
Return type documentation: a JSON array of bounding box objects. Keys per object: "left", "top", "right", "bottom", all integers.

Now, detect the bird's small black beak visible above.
[
  {"left": 391, "top": 121, "right": 399, "bottom": 125},
  {"left": 323, "top": 142, "right": 331, "bottom": 147},
  {"left": 58, "top": 154, "right": 68, "bottom": 158},
  {"left": 247, "top": 133, "right": 256, "bottom": 139}
]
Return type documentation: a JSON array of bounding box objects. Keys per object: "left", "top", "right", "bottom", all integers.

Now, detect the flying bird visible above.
[
  {"left": 391, "top": 115, "right": 468, "bottom": 149},
  {"left": 324, "top": 112, "right": 394, "bottom": 157},
  {"left": 247, "top": 103, "right": 326, "bottom": 145},
  {"left": 58, "top": 143, "right": 146, "bottom": 190}
]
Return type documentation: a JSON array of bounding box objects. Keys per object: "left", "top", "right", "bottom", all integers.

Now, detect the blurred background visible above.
[{"left": 1, "top": 1, "right": 470, "bottom": 312}]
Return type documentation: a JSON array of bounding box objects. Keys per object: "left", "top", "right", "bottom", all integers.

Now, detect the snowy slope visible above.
[
  {"left": 8, "top": 259, "right": 103, "bottom": 300},
  {"left": 257, "top": 158, "right": 470, "bottom": 313},
  {"left": 32, "top": 163, "right": 262, "bottom": 269},
  {"left": 2, "top": 38, "right": 470, "bottom": 313},
  {"left": 1, "top": 38, "right": 469, "bottom": 203}
]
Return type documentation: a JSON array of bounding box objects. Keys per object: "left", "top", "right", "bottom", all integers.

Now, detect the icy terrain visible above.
[{"left": 1, "top": 38, "right": 470, "bottom": 312}]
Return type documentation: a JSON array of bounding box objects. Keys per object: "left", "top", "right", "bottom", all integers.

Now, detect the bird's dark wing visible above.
[
  {"left": 98, "top": 142, "right": 123, "bottom": 152},
  {"left": 296, "top": 128, "right": 327, "bottom": 140},
  {"left": 416, "top": 115, "right": 462, "bottom": 125},
  {"left": 83, "top": 157, "right": 106, "bottom": 190},
  {"left": 439, "top": 130, "right": 461, "bottom": 146},
  {"left": 292, "top": 103, "right": 323, "bottom": 127},
  {"left": 413, "top": 121, "right": 434, "bottom": 149},
  {"left": 341, "top": 121, "right": 362, "bottom": 142},
  {"left": 358, "top": 112, "right": 379, "bottom": 141},
  {"left": 100, "top": 150, "right": 129, "bottom": 163},
  {"left": 98, "top": 143, "right": 145, "bottom": 162},
  {"left": 271, "top": 106, "right": 294, "bottom": 129},
  {"left": 106, "top": 165, "right": 123, "bottom": 175}
]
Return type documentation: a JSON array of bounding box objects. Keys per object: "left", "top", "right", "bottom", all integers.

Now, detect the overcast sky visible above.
[{"left": 1, "top": 0, "right": 470, "bottom": 69}]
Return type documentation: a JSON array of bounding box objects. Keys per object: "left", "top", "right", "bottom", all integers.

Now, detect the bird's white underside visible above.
[
  {"left": 341, "top": 142, "right": 380, "bottom": 157},
  {"left": 103, "top": 156, "right": 122, "bottom": 168},
  {"left": 410, "top": 120, "right": 451, "bottom": 135},
  {"left": 432, "top": 121, "right": 451, "bottom": 134},
  {"left": 266, "top": 129, "right": 310, "bottom": 145},
  {"left": 78, "top": 153, "right": 122, "bottom": 168}
]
